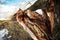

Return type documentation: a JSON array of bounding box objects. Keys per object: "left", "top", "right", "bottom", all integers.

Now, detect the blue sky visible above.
[
  {"left": 0, "top": 0, "right": 27, "bottom": 6},
  {"left": 0, "top": 0, "right": 36, "bottom": 8},
  {"left": 0, "top": 0, "right": 36, "bottom": 20},
  {"left": 0, "top": 0, "right": 36, "bottom": 6}
]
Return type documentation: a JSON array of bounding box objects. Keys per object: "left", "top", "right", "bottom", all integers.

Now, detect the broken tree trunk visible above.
[{"left": 16, "top": 9, "right": 53, "bottom": 40}]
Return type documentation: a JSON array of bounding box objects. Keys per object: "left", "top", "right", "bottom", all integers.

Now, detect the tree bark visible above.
[
  {"left": 26, "top": 0, "right": 47, "bottom": 11},
  {"left": 52, "top": 0, "right": 60, "bottom": 40}
]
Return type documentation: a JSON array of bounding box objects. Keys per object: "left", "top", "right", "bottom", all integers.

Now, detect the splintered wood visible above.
[{"left": 16, "top": 1, "right": 54, "bottom": 39}]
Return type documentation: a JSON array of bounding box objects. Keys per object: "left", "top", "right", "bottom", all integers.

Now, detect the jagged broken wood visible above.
[
  {"left": 16, "top": 0, "right": 54, "bottom": 40},
  {"left": 16, "top": 8, "right": 54, "bottom": 40}
]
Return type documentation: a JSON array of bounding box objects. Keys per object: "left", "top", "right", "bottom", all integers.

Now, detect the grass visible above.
[{"left": 0, "top": 20, "right": 33, "bottom": 40}]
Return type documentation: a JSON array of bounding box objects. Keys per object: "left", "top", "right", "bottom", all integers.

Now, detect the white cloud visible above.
[
  {"left": 0, "top": 4, "right": 19, "bottom": 20},
  {"left": 19, "top": 2, "right": 26, "bottom": 10},
  {"left": 0, "top": 0, "right": 6, "bottom": 3},
  {"left": 19, "top": 2, "right": 31, "bottom": 10},
  {"left": 35, "top": 9, "right": 43, "bottom": 15},
  {"left": 0, "top": 0, "right": 37, "bottom": 20},
  {"left": 19, "top": 0, "right": 37, "bottom": 10}
]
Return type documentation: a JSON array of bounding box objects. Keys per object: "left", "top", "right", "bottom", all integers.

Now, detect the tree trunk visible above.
[
  {"left": 53, "top": 0, "right": 60, "bottom": 40},
  {"left": 27, "top": 0, "right": 60, "bottom": 40},
  {"left": 26, "top": 0, "right": 47, "bottom": 11}
]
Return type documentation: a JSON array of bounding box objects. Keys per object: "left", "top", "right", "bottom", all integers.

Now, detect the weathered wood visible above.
[
  {"left": 16, "top": 9, "right": 52, "bottom": 40},
  {"left": 26, "top": 0, "right": 48, "bottom": 11}
]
